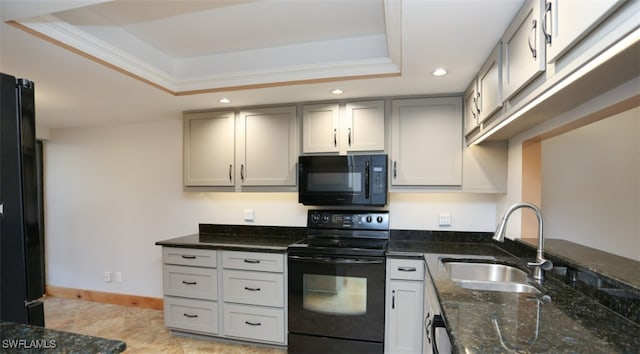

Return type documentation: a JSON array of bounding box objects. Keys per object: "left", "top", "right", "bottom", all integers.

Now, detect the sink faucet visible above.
[{"left": 493, "top": 202, "right": 553, "bottom": 283}]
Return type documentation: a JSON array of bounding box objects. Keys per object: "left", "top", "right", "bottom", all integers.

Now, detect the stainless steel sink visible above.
[{"left": 443, "top": 261, "right": 541, "bottom": 294}]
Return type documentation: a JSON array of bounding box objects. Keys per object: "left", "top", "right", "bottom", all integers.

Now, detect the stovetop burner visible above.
[{"left": 289, "top": 210, "right": 390, "bottom": 257}]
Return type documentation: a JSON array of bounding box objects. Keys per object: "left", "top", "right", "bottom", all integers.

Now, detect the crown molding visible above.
[{"left": 15, "top": 4, "right": 402, "bottom": 95}]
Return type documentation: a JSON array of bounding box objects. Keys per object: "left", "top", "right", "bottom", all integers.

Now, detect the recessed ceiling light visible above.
[
  {"left": 219, "top": 98, "right": 230, "bottom": 103},
  {"left": 331, "top": 89, "right": 344, "bottom": 95},
  {"left": 432, "top": 68, "right": 448, "bottom": 77}
]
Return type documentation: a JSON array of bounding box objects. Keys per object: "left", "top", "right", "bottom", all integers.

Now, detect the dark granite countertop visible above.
[
  {"left": 155, "top": 224, "right": 306, "bottom": 253},
  {"left": 388, "top": 231, "right": 640, "bottom": 353},
  {"left": 0, "top": 322, "right": 126, "bottom": 353},
  {"left": 520, "top": 238, "right": 640, "bottom": 289}
]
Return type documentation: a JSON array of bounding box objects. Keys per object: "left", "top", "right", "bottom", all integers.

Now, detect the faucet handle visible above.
[{"left": 528, "top": 258, "right": 553, "bottom": 271}]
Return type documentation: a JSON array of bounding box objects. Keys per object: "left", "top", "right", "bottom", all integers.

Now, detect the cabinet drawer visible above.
[
  {"left": 163, "top": 247, "right": 217, "bottom": 268},
  {"left": 164, "top": 296, "right": 218, "bottom": 335},
  {"left": 388, "top": 259, "right": 424, "bottom": 280},
  {"left": 223, "top": 304, "right": 285, "bottom": 344},
  {"left": 163, "top": 265, "right": 217, "bottom": 300},
  {"left": 222, "top": 251, "right": 284, "bottom": 273},
  {"left": 223, "top": 270, "right": 284, "bottom": 307}
]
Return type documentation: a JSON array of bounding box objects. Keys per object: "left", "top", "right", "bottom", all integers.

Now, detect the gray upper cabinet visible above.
[
  {"left": 237, "top": 106, "right": 298, "bottom": 187},
  {"left": 302, "top": 100, "right": 385, "bottom": 154},
  {"left": 477, "top": 43, "right": 503, "bottom": 124},
  {"left": 463, "top": 79, "right": 480, "bottom": 136},
  {"left": 344, "top": 100, "right": 386, "bottom": 152},
  {"left": 502, "top": 0, "right": 546, "bottom": 100},
  {"left": 390, "top": 97, "right": 463, "bottom": 187},
  {"left": 544, "top": 0, "right": 626, "bottom": 63},
  {"left": 184, "top": 106, "right": 298, "bottom": 189},
  {"left": 184, "top": 111, "right": 235, "bottom": 187},
  {"left": 302, "top": 103, "right": 340, "bottom": 153}
]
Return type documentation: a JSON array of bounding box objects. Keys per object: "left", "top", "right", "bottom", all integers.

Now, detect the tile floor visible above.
[{"left": 43, "top": 296, "right": 286, "bottom": 353}]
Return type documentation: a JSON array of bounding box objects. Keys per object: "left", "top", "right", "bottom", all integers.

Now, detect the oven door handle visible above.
[{"left": 288, "top": 255, "right": 384, "bottom": 264}]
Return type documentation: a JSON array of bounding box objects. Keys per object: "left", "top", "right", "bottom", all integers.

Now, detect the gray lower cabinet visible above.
[
  {"left": 385, "top": 258, "right": 425, "bottom": 354},
  {"left": 423, "top": 260, "right": 452, "bottom": 354},
  {"left": 162, "top": 248, "right": 219, "bottom": 335},
  {"left": 164, "top": 297, "right": 219, "bottom": 335},
  {"left": 221, "top": 250, "right": 286, "bottom": 344},
  {"left": 161, "top": 247, "right": 286, "bottom": 346}
]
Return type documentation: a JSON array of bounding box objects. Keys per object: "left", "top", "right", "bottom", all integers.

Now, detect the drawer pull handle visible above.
[
  {"left": 182, "top": 281, "right": 197, "bottom": 285},
  {"left": 398, "top": 267, "right": 417, "bottom": 272},
  {"left": 244, "top": 286, "right": 261, "bottom": 291},
  {"left": 183, "top": 313, "right": 198, "bottom": 318},
  {"left": 181, "top": 255, "right": 196, "bottom": 259},
  {"left": 245, "top": 321, "right": 261, "bottom": 326},
  {"left": 244, "top": 259, "right": 260, "bottom": 264}
]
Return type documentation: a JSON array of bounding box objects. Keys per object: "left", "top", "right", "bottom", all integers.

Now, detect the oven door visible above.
[{"left": 288, "top": 253, "right": 385, "bottom": 342}]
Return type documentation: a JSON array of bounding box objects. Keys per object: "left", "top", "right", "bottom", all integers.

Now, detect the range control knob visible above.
[
  {"left": 321, "top": 214, "right": 330, "bottom": 223},
  {"left": 377, "top": 216, "right": 384, "bottom": 223},
  {"left": 366, "top": 216, "right": 373, "bottom": 223},
  {"left": 311, "top": 213, "right": 320, "bottom": 223}
]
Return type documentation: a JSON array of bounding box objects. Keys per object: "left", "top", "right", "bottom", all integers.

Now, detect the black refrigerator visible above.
[{"left": 0, "top": 72, "right": 45, "bottom": 326}]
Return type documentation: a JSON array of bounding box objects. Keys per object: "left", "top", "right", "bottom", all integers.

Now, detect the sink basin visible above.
[{"left": 443, "top": 260, "right": 541, "bottom": 294}]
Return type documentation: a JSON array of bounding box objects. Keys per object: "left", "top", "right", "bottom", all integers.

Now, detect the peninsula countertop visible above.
[
  {"left": 155, "top": 224, "right": 306, "bottom": 253},
  {"left": 388, "top": 232, "right": 640, "bottom": 353},
  {"left": 0, "top": 321, "right": 126, "bottom": 354}
]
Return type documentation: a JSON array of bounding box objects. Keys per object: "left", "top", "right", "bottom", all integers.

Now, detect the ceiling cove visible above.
[{"left": 10, "top": 0, "right": 402, "bottom": 95}]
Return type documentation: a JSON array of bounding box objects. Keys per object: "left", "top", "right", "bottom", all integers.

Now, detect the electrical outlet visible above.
[
  {"left": 104, "top": 271, "right": 112, "bottom": 283},
  {"left": 438, "top": 213, "right": 451, "bottom": 227},
  {"left": 244, "top": 209, "right": 255, "bottom": 221},
  {"left": 115, "top": 272, "right": 123, "bottom": 283}
]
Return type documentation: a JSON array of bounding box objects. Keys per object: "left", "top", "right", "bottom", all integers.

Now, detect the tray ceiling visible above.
[
  {"left": 0, "top": 0, "right": 526, "bottom": 130},
  {"left": 10, "top": 0, "right": 401, "bottom": 94}
]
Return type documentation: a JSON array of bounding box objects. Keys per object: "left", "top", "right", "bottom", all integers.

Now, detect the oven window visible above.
[
  {"left": 303, "top": 274, "right": 367, "bottom": 315},
  {"left": 307, "top": 172, "right": 362, "bottom": 192}
]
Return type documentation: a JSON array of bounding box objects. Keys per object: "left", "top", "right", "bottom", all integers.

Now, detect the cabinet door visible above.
[
  {"left": 463, "top": 80, "right": 480, "bottom": 136},
  {"left": 237, "top": 106, "right": 297, "bottom": 186},
  {"left": 386, "top": 280, "right": 424, "bottom": 354},
  {"left": 423, "top": 266, "right": 452, "bottom": 354},
  {"left": 344, "top": 100, "right": 385, "bottom": 152},
  {"left": 390, "top": 98, "right": 462, "bottom": 186},
  {"left": 477, "top": 43, "right": 503, "bottom": 123},
  {"left": 302, "top": 103, "right": 339, "bottom": 153},
  {"left": 502, "top": 0, "right": 546, "bottom": 100},
  {"left": 545, "top": 0, "right": 625, "bottom": 63},
  {"left": 183, "top": 111, "right": 235, "bottom": 186}
]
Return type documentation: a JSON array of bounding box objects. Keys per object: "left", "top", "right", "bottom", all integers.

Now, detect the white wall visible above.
[
  {"left": 541, "top": 107, "right": 639, "bottom": 260},
  {"left": 44, "top": 119, "right": 499, "bottom": 298},
  {"left": 500, "top": 77, "right": 639, "bottom": 254}
]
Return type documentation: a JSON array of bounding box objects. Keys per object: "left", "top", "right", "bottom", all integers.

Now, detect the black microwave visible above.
[{"left": 298, "top": 154, "right": 388, "bottom": 206}]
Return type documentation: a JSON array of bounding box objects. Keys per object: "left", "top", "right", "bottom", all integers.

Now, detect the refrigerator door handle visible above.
[
  {"left": 25, "top": 299, "right": 41, "bottom": 307},
  {"left": 0, "top": 203, "right": 3, "bottom": 215}
]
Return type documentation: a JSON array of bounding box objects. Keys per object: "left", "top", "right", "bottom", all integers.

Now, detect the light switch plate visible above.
[{"left": 438, "top": 213, "right": 451, "bottom": 227}]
